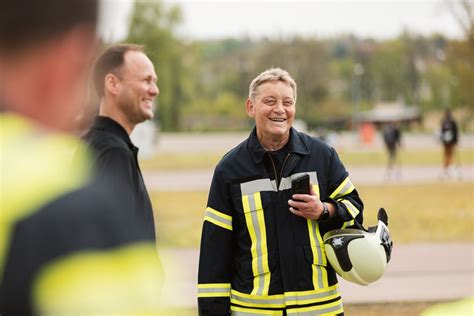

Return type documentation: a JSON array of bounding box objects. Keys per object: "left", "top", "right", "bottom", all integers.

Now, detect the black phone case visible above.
[{"left": 292, "top": 174, "right": 310, "bottom": 195}]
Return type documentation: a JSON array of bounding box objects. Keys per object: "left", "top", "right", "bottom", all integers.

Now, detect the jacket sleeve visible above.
[
  {"left": 197, "top": 167, "right": 233, "bottom": 316},
  {"left": 325, "top": 147, "right": 364, "bottom": 228}
]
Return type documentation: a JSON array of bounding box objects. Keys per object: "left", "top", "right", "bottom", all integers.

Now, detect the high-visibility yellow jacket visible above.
[
  {"left": 198, "top": 127, "right": 364, "bottom": 315},
  {"left": 0, "top": 113, "right": 162, "bottom": 316}
]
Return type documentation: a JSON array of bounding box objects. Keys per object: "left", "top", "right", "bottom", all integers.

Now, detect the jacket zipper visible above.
[{"left": 269, "top": 153, "right": 291, "bottom": 189}]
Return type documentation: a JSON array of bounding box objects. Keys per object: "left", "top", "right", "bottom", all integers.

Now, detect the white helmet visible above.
[{"left": 323, "top": 208, "right": 393, "bottom": 286}]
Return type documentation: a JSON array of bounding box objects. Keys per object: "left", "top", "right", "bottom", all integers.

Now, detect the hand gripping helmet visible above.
[{"left": 323, "top": 208, "right": 393, "bottom": 286}]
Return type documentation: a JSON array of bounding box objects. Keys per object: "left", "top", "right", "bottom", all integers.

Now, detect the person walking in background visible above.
[
  {"left": 82, "top": 44, "right": 159, "bottom": 240},
  {"left": 439, "top": 109, "right": 459, "bottom": 179},
  {"left": 0, "top": 1, "right": 162, "bottom": 315},
  {"left": 197, "top": 68, "right": 363, "bottom": 315},
  {"left": 382, "top": 121, "right": 402, "bottom": 180}
]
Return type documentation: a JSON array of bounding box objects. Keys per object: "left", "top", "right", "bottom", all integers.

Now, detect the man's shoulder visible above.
[
  {"left": 84, "top": 128, "right": 130, "bottom": 154},
  {"left": 216, "top": 138, "right": 250, "bottom": 168},
  {"left": 296, "top": 130, "right": 332, "bottom": 153}
]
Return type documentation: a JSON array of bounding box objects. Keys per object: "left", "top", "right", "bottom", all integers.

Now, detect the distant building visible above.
[{"left": 357, "top": 101, "right": 422, "bottom": 126}]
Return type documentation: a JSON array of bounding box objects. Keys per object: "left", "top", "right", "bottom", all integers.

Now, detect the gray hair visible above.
[{"left": 248, "top": 68, "right": 297, "bottom": 102}]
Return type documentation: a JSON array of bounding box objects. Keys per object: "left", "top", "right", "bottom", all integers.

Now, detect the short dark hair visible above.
[
  {"left": 0, "top": 0, "right": 98, "bottom": 53},
  {"left": 93, "top": 44, "right": 144, "bottom": 98}
]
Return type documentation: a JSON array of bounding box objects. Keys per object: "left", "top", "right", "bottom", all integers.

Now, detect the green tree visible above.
[
  {"left": 446, "top": 0, "right": 474, "bottom": 113},
  {"left": 126, "top": 1, "right": 193, "bottom": 131}
]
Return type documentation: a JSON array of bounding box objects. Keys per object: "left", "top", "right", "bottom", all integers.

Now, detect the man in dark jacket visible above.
[
  {"left": 198, "top": 68, "right": 363, "bottom": 315},
  {"left": 83, "top": 44, "right": 159, "bottom": 239},
  {"left": 439, "top": 109, "right": 459, "bottom": 178},
  {"left": 0, "top": 2, "right": 162, "bottom": 315},
  {"left": 382, "top": 121, "right": 402, "bottom": 179}
]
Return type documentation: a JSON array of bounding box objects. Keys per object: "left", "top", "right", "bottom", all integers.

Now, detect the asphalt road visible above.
[
  {"left": 144, "top": 164, "right": 474, "bottom": 191},
  {"left": 155, "top": 243, "right": 474, "bottom": 309}
]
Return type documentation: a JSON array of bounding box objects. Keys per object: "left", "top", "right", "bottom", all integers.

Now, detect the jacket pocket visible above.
[
  {"left": 233, "top": 191, "right": 270, "bottom": 215},
  {"left": 235, "top": 251, "right": 277, "bottom": 285}
]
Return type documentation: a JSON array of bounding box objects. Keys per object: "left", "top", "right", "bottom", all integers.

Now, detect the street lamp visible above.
[{"left": 351, "top": 63, "right": 365, "bottom": 129}]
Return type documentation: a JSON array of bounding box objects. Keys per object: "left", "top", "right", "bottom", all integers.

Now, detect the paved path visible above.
[
  {"left": 156, "top": 243, "right": 474, "bottom": 309},
  {"left": 144, "top": 165, "right": 474, "bottom": 191}
]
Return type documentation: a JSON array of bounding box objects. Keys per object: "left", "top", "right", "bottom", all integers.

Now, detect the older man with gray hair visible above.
[{"left": 198, "top": 68, "right": 364, "bottom": 315}]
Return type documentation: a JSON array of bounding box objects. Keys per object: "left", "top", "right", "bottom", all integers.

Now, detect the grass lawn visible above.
[
  {"left": 141, "top": 148, "right": 474, "bottom": 171},
  {"left": 151, "top": 182, "right": 474, "bottom": 248}
]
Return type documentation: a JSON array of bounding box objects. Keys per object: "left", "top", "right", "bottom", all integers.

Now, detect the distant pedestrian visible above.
[
  {"left": 382, "top": 121, "right": 402, "bottom": 179},
  {"left": 439, "top": 109, "right": 459, "bottom": 179}
]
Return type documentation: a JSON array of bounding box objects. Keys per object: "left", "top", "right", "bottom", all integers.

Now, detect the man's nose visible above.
[
  {"left": 274, "top": 101, "right": 285, "bottom": 113},
  {"left": 149, "top": 83, "right": 159, "bottom": 96}
]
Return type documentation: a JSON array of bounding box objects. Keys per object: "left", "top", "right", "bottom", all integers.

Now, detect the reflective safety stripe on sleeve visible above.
[
  {"left": 329, "top": 177, "right": 355, "bottom": 199},
  {"left": 204, "top": 207, "right": 232, "bottom": 231},
  {"left": 197, "top": 283, "right": 231, "bottom": 298},
  {"left": 338, "top": 199, "right": 360, "bottom": 219}
]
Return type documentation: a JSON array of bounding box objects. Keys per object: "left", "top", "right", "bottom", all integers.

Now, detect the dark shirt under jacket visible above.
[{"left": 83, "top": 116, "right": 155, "bottom": 240}]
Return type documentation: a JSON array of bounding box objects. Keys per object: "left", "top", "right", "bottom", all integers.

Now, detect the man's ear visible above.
[
  {"left": 104, "top": 73, "right": 119, "bottom": 96},
  {"left": 246, "top": 99, "right": 255, "bottom": 118}
]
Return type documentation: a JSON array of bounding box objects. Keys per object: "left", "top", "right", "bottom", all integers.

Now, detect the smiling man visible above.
[
  {"left": 83, "top": 44, "right": 159, "bottom": 240},
  {"left": 198, "top": 68, "right": 364, "bottom": 315}
]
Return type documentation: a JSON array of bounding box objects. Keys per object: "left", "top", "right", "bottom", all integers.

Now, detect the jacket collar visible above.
[
  {"left": 247, "top": 126, "right": 310, "bottom": 164},
  {"left": 91, "top": 116, "right": 136, "bottom": 149}
]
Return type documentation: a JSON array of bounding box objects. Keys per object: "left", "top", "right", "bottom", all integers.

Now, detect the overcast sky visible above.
[{"left": 98, "top": 0, "right": 464, "bottom": 42}]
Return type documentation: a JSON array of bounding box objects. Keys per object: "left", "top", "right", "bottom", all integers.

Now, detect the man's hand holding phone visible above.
[{"left": 288, "top": 174, "right": 330, "bottom": 221}]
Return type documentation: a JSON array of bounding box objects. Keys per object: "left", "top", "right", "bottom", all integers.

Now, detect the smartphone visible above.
[{"left": 291, "top": 174, "right": 310, "bottom": 196}]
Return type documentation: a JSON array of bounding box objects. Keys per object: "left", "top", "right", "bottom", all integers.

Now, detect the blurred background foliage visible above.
[{"left": 114, "top": 0, "right": 474, "bottom": 132}]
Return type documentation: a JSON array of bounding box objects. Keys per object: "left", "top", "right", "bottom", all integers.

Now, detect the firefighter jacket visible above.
[
  {"left": 198, "top": 127, "right": 364, "bottom": 316},
  {"left": 0, "top": 113, "right": 163, "bottom": 315}
]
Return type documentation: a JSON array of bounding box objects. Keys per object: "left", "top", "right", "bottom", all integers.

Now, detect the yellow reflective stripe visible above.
[
  {"left": 284, "top": 285, "right": 340, "bottom": 305},
  {"left": 230, "top": 289, "right": 285, "bottom": 308},
  {"left": 242, "top": 192, "right": 270, "bottom": 296},
  {"left": 342, "top": 219, "right": 355, "bottom": 228},
  {"left": 329, "top": 177, "right": 355, "bottom": 199},
  {"left": 286, "top": 296, "right": 343, "bottom": 315},
  {"left": 0, "top": 114, "right": 92, "bottom": 283},
  {"left": 231, "top": 305, "right": 283, "bottom": 315},
  {"left": 204, "top": 207, "right": 232, "bottom": 231},
  {"left": 306, "top": 184, "right": 328, "bottom": 290},
  {"left": 197, "top": 283, "right": 230, "bottom": 297},
  {"left": 339, "top": 199, "right": 359, "bottom": 219},
  {"left": 33, "top": 242, "right": 163, "bottom": 315},
  {"left": 230, "top": 286, "right": 341, "bottom": 310},
  {"left": 254, "top": 192, "right": 270, "bottom": 295}
]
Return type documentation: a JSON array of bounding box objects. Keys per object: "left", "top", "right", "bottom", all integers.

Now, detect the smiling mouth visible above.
[{"left": 269, "top": 118, "right": 286, "bottom": 122}]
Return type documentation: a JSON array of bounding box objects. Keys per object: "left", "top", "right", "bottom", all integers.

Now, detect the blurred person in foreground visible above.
[
  {"left": 81, "top": 43, "right": 158, "bottom": 240},
  {"left": 382, "top": 121, "right": 402, "bottom": 180},
  {"left": 0, "top": 1, "right": 162, "bottom": 315},
  {"left": 197, "top": 68, "right": 364, "bottom": 315},
  {"left": 439, "top": 109, "right": 459, "bottom": 179}
]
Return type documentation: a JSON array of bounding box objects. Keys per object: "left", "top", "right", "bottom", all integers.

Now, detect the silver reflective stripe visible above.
[
  {"left": 231, "top": 292, "right": 285, "bottom": 306},
  {"left": 232, "top": 310, "right": 281, "bottom": 316},
  {"left": 205, "top": 209, "right": 232, "bottom": 227},
  {"left": 311, "top": 220, "right": 323, "bottom": 266},
  {"left": 279, "top": 172, "right": 318, "bottom": 191},
  {"left": 240, "top": 178, "right": 277, "bottom": 195},
  {"left": 287, "top": 302, "right": 342, "bottom": 315},
  {"left": 285, "top": 288, "right": 339, "bottom": 304},
  {"left": 332, "top": 178, "right": 354, "bottom": 199},
  {"left": 198, "top": 287, "right": 229, "bottom": 294},
  {"left": 247, "top": 193, "right": 265, "bottom": 295}
]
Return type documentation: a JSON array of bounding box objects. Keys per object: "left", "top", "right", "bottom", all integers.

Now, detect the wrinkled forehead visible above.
[{"left": 256, "top": 80, "right": 295, "bottom": 99}]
